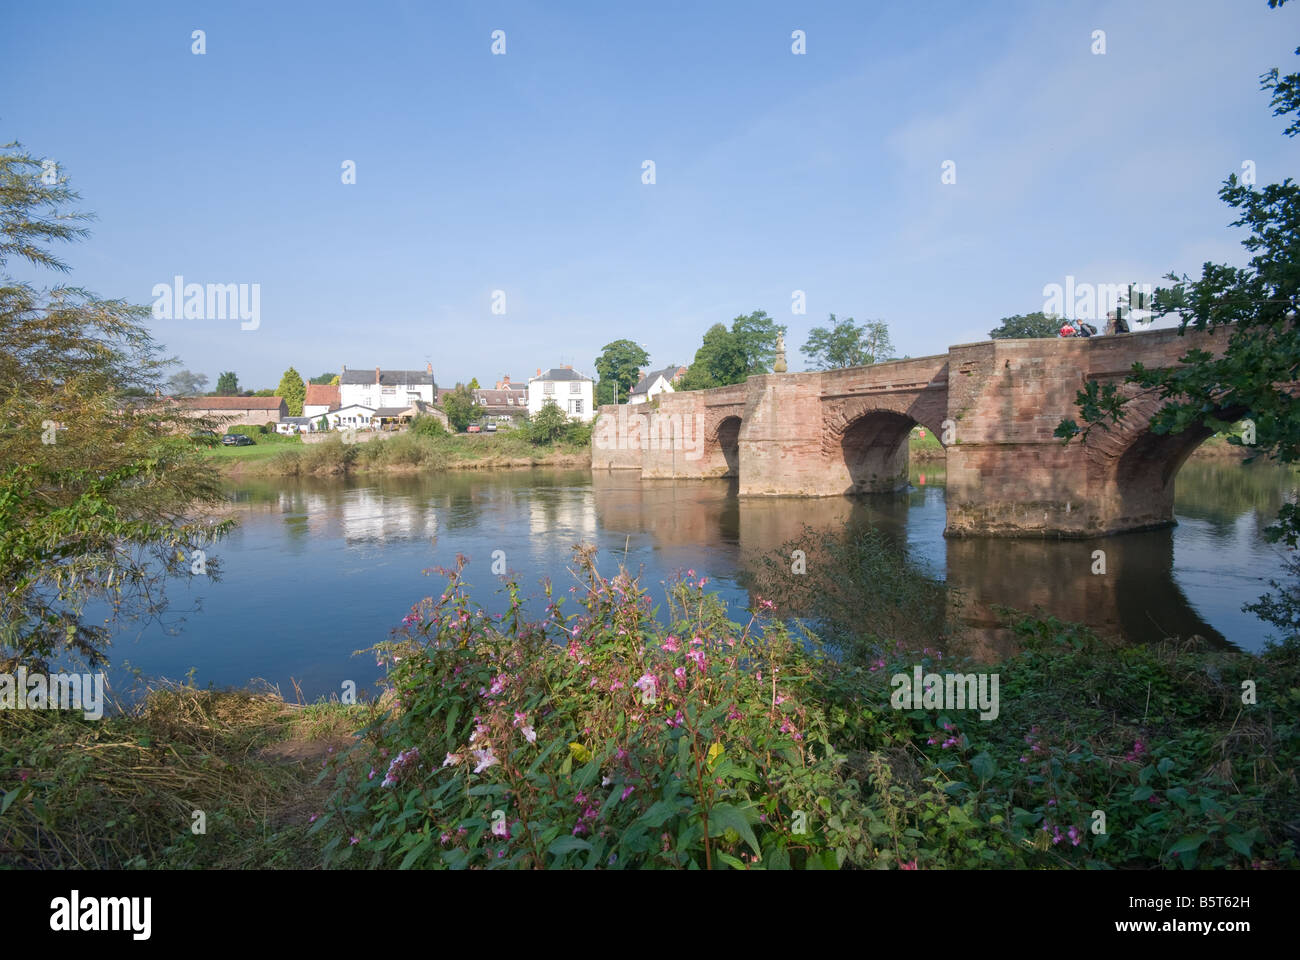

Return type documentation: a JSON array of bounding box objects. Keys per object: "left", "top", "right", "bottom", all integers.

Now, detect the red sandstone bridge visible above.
[{"left": 592, "top": 327, "right": 1237, "bottom": 538}]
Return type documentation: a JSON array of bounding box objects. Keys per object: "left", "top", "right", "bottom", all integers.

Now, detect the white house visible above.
[
  {"left": 527, "top": 366, "right": 595, "bottom": 423},
  {"left": 338, "top": 364, "right": 436, "bottom": 411},
  {"left": 628, "top": 365, "right": 686, "bottom": 405},
  {"left": 326, "top": 404, "right": 376, "bottom": 430}
]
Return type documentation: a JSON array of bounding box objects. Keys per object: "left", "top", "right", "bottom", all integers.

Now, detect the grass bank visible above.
[
  {"left": 0, "top": 681, "right": 365, "bottom": 868},
  {"left": 209, "top": 430, "right": 590, "bottom": 478}
]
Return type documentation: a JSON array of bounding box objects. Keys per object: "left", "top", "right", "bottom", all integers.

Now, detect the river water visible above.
[{"left": 98, "top": 457, "right": 1296, "bottom": 701}]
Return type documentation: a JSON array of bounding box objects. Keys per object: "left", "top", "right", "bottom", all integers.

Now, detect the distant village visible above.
[{"left": 174, "top": 363, "right": 689, "bottom": 435}]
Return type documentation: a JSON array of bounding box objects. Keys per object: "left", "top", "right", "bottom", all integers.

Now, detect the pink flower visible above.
[
  {"left": 900, "top": 860, "right": 918, "bottom": 870},
  {"left": 621, "top": 785, "right": 635, "bottom": 801},
  {"left": 687, "top": 649, "right": 706, "bottom": 671},
  {"left": 349, "top": 835, "right": 360, "bottom": 846},
  {"left": 662, "top": 636, "right": 680, "bottom": 653},
  {"left": 472, "top": 748, "right": 498, "bottom": 774},
  {"left": 674, "top": 667, "right": 687, "bottom": 690}
]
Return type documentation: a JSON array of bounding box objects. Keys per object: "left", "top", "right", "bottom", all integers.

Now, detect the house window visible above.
[
  {"left": 382, "top": 387, "right": 396, "bottom": 397},
  {"left": 569, "top": 382, "right": 581, "bottom": 394},
  {"left": 543, "top": 382, "right": 555, "bottom": 394},
  {"left": 573, "top": 399, "right": 583, "bottom": 414}
]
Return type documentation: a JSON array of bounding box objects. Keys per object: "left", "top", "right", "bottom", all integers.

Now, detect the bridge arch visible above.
[
  {"left": 711, "top": 415, "right": 742, "bottom": 477},
  {"left": 822, "top": 395, "right": 947, "bottom": 495},
  {"left": 1085, "top": 390, "right": 1245, "bottom": 530}
]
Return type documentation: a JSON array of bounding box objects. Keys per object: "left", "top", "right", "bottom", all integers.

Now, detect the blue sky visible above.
[{"left": 3, "top": 0, "right": 1296, "bottom": 388}]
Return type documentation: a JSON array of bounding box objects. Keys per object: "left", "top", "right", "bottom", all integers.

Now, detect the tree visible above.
[
  {"left": 252, "top": 388, "right": 274, "bottom": 397},
  {"left": 166, "top": 369, "right": 208, "bottom": 396},
  {"left": 467, "top": 377, "right": 480, "bottom": 392},
  {"left": 989, "top": 312, "right": 1061, "bottom": 339},
  {"left": 317, "top": 415, "right": 329, "bottom": 432},
  {"left": 524, "top": 399, "right": 571, "bottom": 445},
  {"left": 731, "top": 309, "right": 785, "bottom": 375},
  {"left": 276, "top": 366, "right": 306, "bottom": 416},
  {"left": 308, "top": 371, "right": 337, "bottom": 385},
  {"left": 1056, "top": 1, "right": 1300, "bottom": 570},
  {"left": 801, "top": 314, "right": 895, "bottom": 369},
  {"left": 442, "top": 384, "right": 476, "bottom": 432},
  {"left": 215, "top": 371, "right": 240, "bottom": 395},
  {"left": 595, "top": 340, "right": 650, "bottom": 405},
  {"left": 0, "top": 141, "right": 232, "bottom": 670},
  {"left": 681, "top": 323, "right": 748, "bottom": 389}
]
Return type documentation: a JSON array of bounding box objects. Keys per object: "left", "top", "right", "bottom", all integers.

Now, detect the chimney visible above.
[
  {"left": 426, "top": 362, "right": 432, "bottom": 374},
  {"left": 375, "top": 366, "right": 381, "bottom": 385},
  {"left": 342, "top": 364, "right": 346, "bottom": 373},
  {"left": 563, "top": 364, "right": 571, "bottom": 369},
  {"left": 536, "top": 368, "right": 541, "bottom": 377}
]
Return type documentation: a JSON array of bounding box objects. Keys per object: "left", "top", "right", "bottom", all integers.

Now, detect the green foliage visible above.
[
  {"left": 316, "top": 551, "right": 870, "bottom": 870},
  {"left": 595, "top": 340, "right": 650, "bottom": 405},
  {"left": 441, "top": 385, "right": 476, "bottom": 432},
  {"left": 0, "top": 140, "right": 232, "bottom": 670},
  {"left": 215, "top": 371, "right": 240, "bottom": 395},
  {"left": 730, "top": 309, "right": 785, "bottom": 375},
  {"left": 988, "top": 312, "right": 1061, "bottom": 340},
  {"left": 682, "top": 323, "right": 747, "bottom": 389},
  {"left": 800, "top": 314, "right": 895, "bottom": 369},
  {"left": 308, "top": 371, "right": 337, "bottom": 385},
  {"left": 522, "top": 399, "right": 571, "bottom": 445},
  {"left": 675, "top": 311, "right": 787, "bottom": 390},
  {"left": 409, "top": 414, "right": 448, "bottom": 438},
  {"left": 276, "top": 366, "right": 306, "bottom": 417}
]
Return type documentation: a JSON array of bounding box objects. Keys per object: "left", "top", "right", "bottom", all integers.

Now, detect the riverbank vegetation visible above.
[
  {"left": 210, "top": 413, "right": 593, "bottom": 478},
  {"left": 0, "top": 678, "right": 360, "bottom": 868},
  {"left": 4, "top": 540, "right": 1296, "bottom": 869},
  {"left": 304, "top": 545, "right": 1297, "bottom": 870}
]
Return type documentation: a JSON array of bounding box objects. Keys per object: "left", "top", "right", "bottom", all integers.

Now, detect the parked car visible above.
[
  {"left": 190, "top": 430, "right": 219, "bottom": 447},
  {"left": 467, "top": 425, "right": 481, "bottom": 433},
  {"left": 221, "top": 433, "right": 255, "bottom": 446},
  {"left": 484, "top": 423, "right": 497, "bottom": 432}
]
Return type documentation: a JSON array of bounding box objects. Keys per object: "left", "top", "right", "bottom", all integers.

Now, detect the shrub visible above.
[
  {"left": 521, "top": 401, "right": 571, "bottom": 446},
  {"left": 314, "top": 549, "right": 871, "bottom": 869},
  {"left": 409, "top": 415, "right": 448, "bottom": 439}
]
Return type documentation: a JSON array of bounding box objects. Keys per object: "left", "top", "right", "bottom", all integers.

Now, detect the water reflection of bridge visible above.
[{"left": 590, "top": 471, "right": 1234, "bottom": 658}]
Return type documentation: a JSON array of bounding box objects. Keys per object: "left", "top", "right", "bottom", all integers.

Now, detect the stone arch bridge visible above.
[{"left": 591, "top": 327, "right": 1236, "bottom": 538}]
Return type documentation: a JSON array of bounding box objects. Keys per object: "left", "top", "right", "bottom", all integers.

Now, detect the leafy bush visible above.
[
  {"left": 521, "top": 401, "right": 570, "bottom": 445},
  {"left": 409, "top": 415, "right": 448, "bottom": 439},
  {"left": 315, "top": 550, "right": 872, "bottom": 869}
]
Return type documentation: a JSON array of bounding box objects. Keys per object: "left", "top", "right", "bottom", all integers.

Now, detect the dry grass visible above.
[{"left": 0, "top": 680, "right": 369, "bottom": 869}]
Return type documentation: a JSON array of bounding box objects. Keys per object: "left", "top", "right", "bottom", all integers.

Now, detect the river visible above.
[{"left": 97, "top": 457, "right": 1296, "bottom": 701}]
